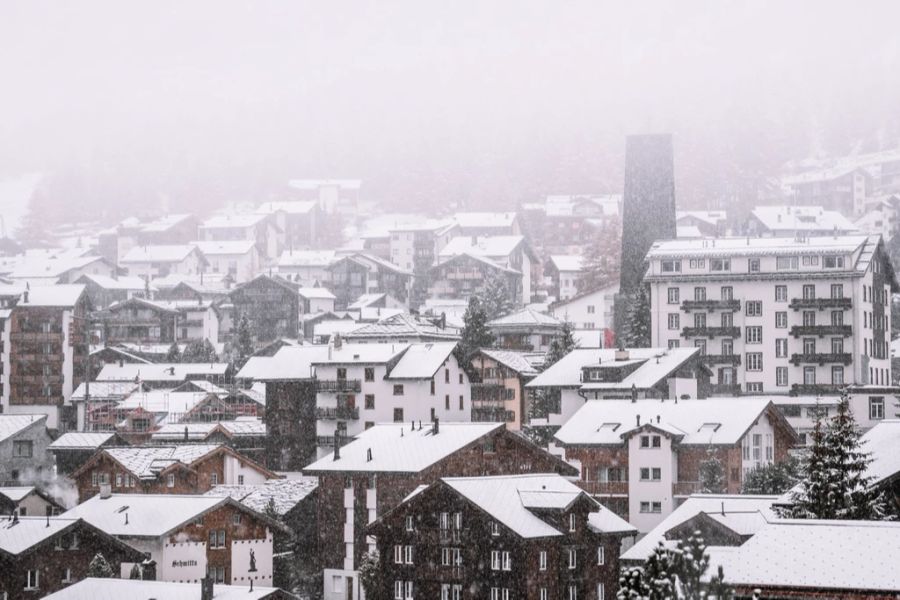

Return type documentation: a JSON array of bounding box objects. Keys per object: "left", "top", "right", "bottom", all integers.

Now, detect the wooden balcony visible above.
[
  {"left": 680, "top": 299, "right": 741, "bottom": 312},
  {"left": 790, "top": 383, "right": 845, "bottom": 396},
  {"left": 673, "top": 481, "right": 702, "bottom": 496},
  {"left": 790, "top": 353, "right": 852, "bottom": 366},
  {"left": 316, "top": 435, "right": 356, "bottom": 447},
  {"left": 315, "top": 406, "right": 360, "bottom": 420},
  {"left": 700, "top": 354, "right": 741, "bottom": 366},
  {"left": 789, "top": 325, "right": 852, "bottom": 338},
  {"left": 681, "top": 326, "right": 741, "bottom": 339},
  {"left": 316, "top": 379, "right": 362, "bottom": 393},
  {"left": 709, "top": 383, "right": 741, "bottom": 396},
  {"left": 471, "top": 407, "right": 515, "bottom": 423},
  {"left": 576, "top": 480, "right": 629, "bottom": 496},
  {"left": 789, "top": 297, "right": 852, "bottom": 311}
]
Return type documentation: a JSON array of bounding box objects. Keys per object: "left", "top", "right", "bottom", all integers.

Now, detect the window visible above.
[
  {"left": 831, "top": 338, "right": 844, "bottom": 354},
  {"left": 721, "top": 286, "right": 733, "bottom": 300},
  {"left": 693, "top": 313, "right": 706, "bottom": 328},
  {"left": 586, "top": 305, "right": 596, "bottom": 314},
  {"left": 694, "top": 339, "right": 706, "bottom": 355},
  {"left": 405, "top": 515, "right": 414, "bottom": 532},
  {"left": 775, "top": 311, "right": 787, "bottom": 328},
  {"left": 459, "top": 395, "right": 464, "bottom": 410},
  {"left": 640, "top": 435, "right": 649, "bottom": 448},
  {"left": 491, "top": 550, "right": 501, "bottom": 570},
  {"left": 568, "top": 586, "right": 578, "bottom": 600},
  {"left": 748, "top": 258, "right": 760, "bottom": 272},
  {"left": 115, "top": 473, "right": 122, "bottom": 487},
  {"left": 210, "top": 473, "right": 218, "bottom": 486},
  {"left": 722, "top": 339, "right": 733, "bottom": 355},
  {"left": 363, "top": 394, "right": 375, "bottom": 410},
  {"left": 405, "top": 582, "right": 414, "bottom": 600},
  {"left": 831, "top": 311, "right": 843, "bottom": 326},
  {"left": 491, "top": 520, "right": 500, "bottom": 536},
  {"left": 445, "top": 395, "right": 450, "bottom": 410},
  {"left": 746, "top": 353, "right": 762, "bottom": 371},
  {"left": 393, "top": 408, "right": 404, "bottom": 422},
  {"left": 394, "top": 544, "right": 404, "bottom": 564},
  {"left": 667, "top": 314, "right": 680, "bottom": 330},
  {"left": 746, "top": 382, "right": 763, "bottom": 393},
  {"left": 502, "top": 551, "right": 511, "bottom": 571},
  {"left": 238, "top": 475, "right": 244, "bottom": 485},
  {"left": 803, "top": 367, "right": 816, "bottom": 385},
  {"left": 668, "top": 339, "right": 680, "bottom": 349},
  {"left": 746, "top": 301, "right": 762, "bottom": 316},
  {"left": 209, "top": 529, "right": 226, "bottom": 549},
  {"left": 394, "top": 581, "right": 403, "bottom": 600},
  {"left": 694, "top": 287, "right": 707, "bottom": 301},
  {"left": 232, "top": 513, "right": 242, "bottom": 526},
  {"left": 667, "top": 288, "right": 680, "bottom": 304},
  {"left": 823, "top": 256, "right": 845, "bottom": 269},
  {"left": 393, "top": 384, "right": 404, "bottom": 396},
  {"left": 775, "top": 338, "right": 787, "bottom": 357},
  {"left": 597, "top": 546, "right": 605, "bottom": 565},
  {"left": 568, "top": 548, "right": 577, "bottom": 569},
  {"left": 62, "top": 568, "right": 73, "bottom": 583},
  {"left": 661, "top": 260, "right": 681, "bottom": 273},
  {"left": 639, "top": 468, "right": 661, "bottom": 481},
  {"left": 776, "top": 256, "right": 799, "bottom": 270},
  {"left": 832, "top": 366, "right": 844, "bottom": 385},
  {"left": 803, "top": 311, "right": 816, "bottom": 326},
  {"left": 802, "top": 284, "right": 815, "bottom": 300},
  {"left": 745, "top": 326, "right": 762, "bottom": 344},
  {"left": 831, "top": 284, "right": 843, "bottom": 299},
  {"left": 539, "top": 550, "right": 547, "bottom": 570},
  {"left": 802, "top": 255, "right": 819, "bottom": 266},
  {"left": 775, "top": 285, "right": 787, "bottom": 302},
  {"left": 651, "top": 501, "right": 662, "bottom": 513},
  {"left": 689, "top": 258, "right": 705, "bottom": 269},
  {"left": 721, "top": 312, "right": 733, "bottom": 327},
  {"left": 569, "top": 513, "right": 576, "bottom": 531},
  {"left": 12, "top": 440, "right": 33, "bottom": 458},
  {"left": 776, "top": 367, "right": 788, "bottom": 387},
  {"left": 26, "top": 570, "right": 39, "bottom": 590},
  {"left": 597, "top": 584, "right": 605, "bottom": 600},
  {"left": 541, "top": 589, "right": 548, "bottom": 600},
  {"left": 870, "top": 397, "right": 885, "bottom": 420},
  {"left": 459, "top": 373, "right": 464, "bottom": 384},
  {"left": 167, "top": 474, "right": 175, "bottom": 488},
  {"left": 710, "top": 258, "right": 730, "bottom": 271},
  {"left": 652, "top": 435, "right": 661, "bottom": 448},
  {"left": 364, "top": 368, "right": 375, "bottom": 382},
  {"left": 404, "top": 545, "right": 414, "bottom": 564}
]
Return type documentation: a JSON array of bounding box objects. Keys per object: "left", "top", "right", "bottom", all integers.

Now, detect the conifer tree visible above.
[
  {"left": 545, "top": 320, "right": 577, "bottom": 367},
  {"left": 741, "top": 455, "right": 801, "bottom": 495},
  {"left": 699, "top": 446, "right": 726, "bottom": 494},
  {"left": 458, "top": 296, "right": 495, "bottom": 361},
  {"left": 623, "top": 285, "right": 651, "bottom": 347},
  {"left": 235, "top": 314, "right": 254, "bottom": 369},
  {"left": 482, "top": 277, "right": 514, "bottom": 321},
  {"left": 578, "top": 224, "right": 621, "bottom": 294},
  {"left": 165, "top": 342, "right": 182, "bottom": 363},
  {"left": 87, "top": 552, "right": 114, "bottom": 578}
]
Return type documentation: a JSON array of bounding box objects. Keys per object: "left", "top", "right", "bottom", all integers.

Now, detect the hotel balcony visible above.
[
  {"left": 680, "top": 299, "right": 741, "bottom": 312},
  {"left": 316, "top": 379, "right": 362, "bottom": 393},
  {"left": 789, "top": 325, "right": 852, "bottom": 338},
  {"left": 681, "top": 326, "right": 741, "bottom": 339},
  {"left": 789, "top": 297, "right": 852, "bottom": 311},
  {"left": 790, "top": 353, "right": 852, "bottom": 366},
  {"left": 576, "top": 480, "right": 629, "bottom": 496},
  {"left": 315, "top": 406, "right": 360, "bottom": 420},
  {"left": 672, "top": 481, "right": 702, "bottom": 496},
  {"left": 700, "top": 354, "right": 741, "bottom": 366},
  {"left": 790, "top": 383, "right": 845, "bottom": 396}
]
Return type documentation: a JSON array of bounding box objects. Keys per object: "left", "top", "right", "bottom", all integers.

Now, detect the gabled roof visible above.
[
  {"left": 137, "top": 213, "right": 194, "bottom": 233},
  {"left": 203, "top": 476, "right": 318, "bottom": 515},
  {"left": 347, "top": 293, "right": 387, "bottom": 309},
  {"left": 554, "top": 398, "right": 785, "bottom": 447},
  {"left": 751, "top": 205, "right": 858, "bottom": 233},
  {"left": 0, "top": 414, "right": 46, "bottom": 443},
  {"left": 439, "top": 235, "right": 527, "bottom": 260},
  {"left": 386, "top": 343, "right": 457, "bottom": 379},
  {"left": 18, "top": 284, "right": 85, "bottom": 307},
  {"left": 475, "top": 348, "right": 544, "bottom": 376},
  {"left": 190, "top": 240, "right": 257, "bottom": 256},
  {"left": 312, "top": 342, "right": 409, "bottom": 366},
  {"left": 120, "top": 245, "right": 205, "bottom": 265},
  {"left": 344, "top": 313, "right": 462, "bottom": 341},
  {"left": 718, "top": 519, "right": 900, "bottom": 592},
  {"left": 95, "top": 362, "right": 229, "bottom": 382},
  {"left": 860, "top": 419, "right": 900, "bottom": 486},
  {"left": 39, "top": 578, "right": 290, "bottom": 600},
  {"left": 0, "top": 517, "right": 78, "bottom": 556},
  {"left": 549, "top": 255, "right": 584, "bottom": 272},
  {"left": 304, "top": 422, "right": 505, "bottom": 473},
  {"left": 488, "top": 307, "right": 562, "bottom": 328},
  {"left": 49, "top": 432, "right": 117, "bottom": 450},
  {"left": 229, "top": 273, "right": 298, "bottom": 296},
  {"left": 298, "top": 286, "right": 336, "bottom": 300},
  {"left": 430, "top": 252, "right": 521, "bottom": 275},
  {"left": 621, "top": 493, "right": 780, "bottom": 562},
  {"left": 75, "top": 274, "right": 148, "bottom": 291},
  {"left": 236, "top": 345, "right": 331, "bottom": 381},
  {"left": 150, "top": 418, "right": 266, "bottom": 442}
]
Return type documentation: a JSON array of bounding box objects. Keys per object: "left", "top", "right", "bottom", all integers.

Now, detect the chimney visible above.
[
  {"left": 333, "top": 433, "right": 341, "bottom": 461},
  {"left": 615, "top": 348, "right": 629, "bottom": 362},
  {"left": 201, "top": 576, "right": 214, "bottom": 600},
  {"left": 636, "top": 415, "right": 641, "bottom": 427},
  {"left": 433, "top": 417, "right": 439, "bottom": 435},
  {"left": 630, "top": 384, "right": 637, "bottom": 403},
  {"left": 366, "top": 448, "right": 372, "bottom": 462},
  {"left": 721, "top": 501, "right": 725, "bottom": 516},
  {"left": 334, "top": 333, "right": 342, "bottom": 350},
  {"left": 183, "top": 426, "right": 189, "bottom": 442},
  {"left": 99, "top": 484, "right": 112, "bottom": 499}
]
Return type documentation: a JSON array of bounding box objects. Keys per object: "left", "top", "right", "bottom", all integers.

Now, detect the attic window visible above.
[
  {"left": 598, "top": 423, "right": 621, "bottom": 432},
  {"left": 699, "top": 423, "right": 722, "bottom": 432}
]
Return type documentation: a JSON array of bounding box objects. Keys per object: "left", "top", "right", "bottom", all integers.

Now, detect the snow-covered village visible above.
[{"left": 1, "top": 2, "right": 900, "bottom": 599}]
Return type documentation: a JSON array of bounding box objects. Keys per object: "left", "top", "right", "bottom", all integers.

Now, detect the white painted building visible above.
[
  {"left": 547, "top": 255, "right": 584, "bottom": 301},
  {"left": 120, "top": 245, "right": 208, "bottom": 281},
  {"left": 190, "top": 241, "right": 262, "bottom": 284},
  {"left": 438, "top": 235, "right": 535, "bottom": 304},
  {"left": 645, "top": 235, "right": 896, "bottom": 396},
  {"left": 298, "top": 287, "right": 337, "bottom": 315},
  {"left": 549, "top": 283, "right": 618, "bottom": 332},
  {"left": 276, "top": 250, "right": 336, "bottom": 285},
  {"left": 310, "top": 341, "right": 471, "bottom": 458}
]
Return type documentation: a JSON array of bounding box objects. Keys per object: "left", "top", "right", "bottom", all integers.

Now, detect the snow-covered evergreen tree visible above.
[
  {"left": 741, "top": 455, "right": 801, "bottom": 495},
  {"left": 182, "top": 339, "right": 218, "bottom": 363},
  {"left": 165, "top": 342, "right": 182, "bottom": 363},
  {"left": 457, "top": 296, "right": 495, "bottom": 361},
  {"left": 699, "top": 446, "right": 726, "bottom": 494},
  {"left": 87, "top": 552, "right": 114, "bottom": 578},
  {"left": 358, "top": 550, "right": 380, "bottom": 599},
  {"left": 623, "top": 285, "right": 651, "bottom": 347},
  {"left": 235, "top": 314, "right": 254, "bottom": 369},
  {"left": 129, "top": 563, "right": 142, "bottom": 579},
  {"left": 545, "top": 320, "right": 577, "bottom": 367},
  {"left": 482, "top": 277, "right": 514, "bottom": 321},
  {"left": 577, "top": 224, "right": 621, "bottom": 294}
]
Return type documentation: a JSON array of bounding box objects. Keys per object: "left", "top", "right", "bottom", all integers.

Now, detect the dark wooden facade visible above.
[{"left": 228, "top": 275, "right": 300, "bottom": 343}]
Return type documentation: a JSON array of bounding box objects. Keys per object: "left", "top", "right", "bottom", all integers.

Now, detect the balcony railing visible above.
[
  {"left": 576, "top": 481, "right": 629, "bottom": 496},
  {"left": 672, "top": 481, "right": 702, "bottom": 496},
  {"left": 471, "top": 407, "right": 515, "bottom": 423},
  {"left": 315, "top": 406, "right": 360, "bottom": 420},
  {"left": 681, "top": 299, "right": 741, "bottom": 312},
  {"left": 789, "top": 297, "right": 852, "bottom": 311},
  {"left": 316, "top": 435, "right": 356, "bottom": 447},
  {"left": 709, "top": 383, "right": 741, "bottom": 395},
  {"left": 789, "top": 325, "right": 852, "bottom": 338},
  {"left": 316, "top": 379, "right": 362, "bottom": 393},
  {"left": 681, "top": 326, "right": 741, "bottom": 339},
  {"left": 790, "top": 383, "right": 845, "bottom": 396},
  {"left": 790, "top": 353, "right": 852, "bottom": 366},
  {"left": 700, "top": 354, "right": 741, "bottom": 366},
  {"left": 471, "top": 382, "right": 506, "bottom": 402}
]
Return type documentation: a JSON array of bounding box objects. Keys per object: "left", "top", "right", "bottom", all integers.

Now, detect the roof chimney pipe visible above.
[
  {"left": 636, "top": 415, "right": 641, "bottom": 427},
  {"left": 433, "top": 417, "right": 439, "bottom": 435},
  {"left": 333, "top": 433, "right": 341, "bottom": 461},
  {"left": 630, "top": 384, "right": 637, "bottom": 403}
]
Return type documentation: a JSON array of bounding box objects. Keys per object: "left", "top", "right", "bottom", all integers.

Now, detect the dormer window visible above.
[{"left": 568, "top": 513, "right": 576, "bottom": 532}]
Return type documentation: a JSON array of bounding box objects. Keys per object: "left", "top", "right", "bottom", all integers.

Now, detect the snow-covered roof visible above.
[
  {"left": 40, "top": 578, "right": 287, "bottom": 600},
  {"left": 203, "top": 477, "right": 318, "bottom": 515},
  {"left": 0, "top": 254, "right": 108, "bottom": 280},
  {"left": 257, "top": 199, "right": 317, "bottom": 215},
  {"left": 621, "top": 494, "right": 780, "bottom": 562},
  {"left": 18, "top": 284, "right": 85, "bottom": 307},
  {"left": 62, "top": 493, "right": 234, "bottom": 538},
  {"left": 120, "top": 245, "right": 203, "bottom": 264},
  {"left": 304, "top": 422, "right": 504, "bottom": 473},
  {"left": 387, "top": 343, "right": 457, "bottom": 379},
  {"left": 190, "top": 240, "right": 257, "bottom": 256},
  {"left": 347, "top": 293, "right": 387, "bottom": 309},
  {"left": 49, "top": 432, "right": 116, "bottom": 450},
  {"left": 676, "top": 225, "right": 703, "bottom": 239},
  {"left": 549, "top": 255, "right": 584, "bottom": 272},
  {"left": 0, "top": 414, "right": 46, "bottom": 443},
  {"left": 525, "top": 347, "right": 699, "bottom": 390},
  {"left": 439, "top": 235, "right": 526, "bottom": 260},
  {"left": 0, "top": 486, "right": 39, "bottom": 503},
  {"left": 150, "top": 419, "right": 266, "bottom": 442},
  {"left": 751, "top": 205, "right": 859, "bottom": 233},
  {"left": 488, "top": 307, "right": 562, "bottom": 329},
  {"left": 137, "top": 214, "right": 194, "bottom": 233},
  {"left": 76, "top": 274, "right": 148, "bottom": 290},
  {"left": 442, "top": 474, "right": 634, "bottom": 539},
  {"left": 860, "top": 419, "right": 900, "bottom": 485},
  {"left": 718, "top": 519, "right": 900, "bottom": 592},
  {"left": 71, "top": 381, "right": 140, "bottom": 399},
  {"left": 344, "top": 313, "right": 461, "bottom": 341},
  {"left": 236, "top": 345, "right": 330, "bottom": 380},
  {"left": 313, "top": 320, "right": 365, "bottom": 339},
  {"left": 99, "top": 444, "right": 224, "bottom": 479},
  {"left": 200, "top": 213, "right": 269, "bottom": 229},
  {"left": 675, "top": 210, "right": 727, "bottom": 226},
  {"left": 477, "top": 348, "right": 543, "bottom": 375},
  {"left": 554, "top": 397, "right": 779, "bottom": 447},
  {"left": 277, "top": 250, "right": 336, "bottom": 268},
  {"left": 453, "top": 212, "right": 517, "bottom": 228},
  {"left": 95, "top": 362, "right": 229, "bottom": 382},
  {"left": 645, "top": 234, "right": 871, "bottom": 260},
  {"left": 0, "top": 517, "right": 80, "bottom": 555},
  {"left": 116, "top": 390, "right": 211, "bottom": 421},
  {"left": 313, "top": 342, "right": 409, "bottom": 366},
  {"left": 298, "top": 286, "right": 336, "bottom": 300}
]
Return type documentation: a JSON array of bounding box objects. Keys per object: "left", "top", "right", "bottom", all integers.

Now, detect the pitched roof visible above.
[
  {"left": 621, "top": 494, "right": 780, "bottom": 562},
  {"left": 95, "top": 362, "right": 229, "bottom": 382},
  {"left": 304, "top": 422, "right": 504, "bottom": 473},
  {"left": 442, "top": 474, "right": 633, "bottom": 539},
  {"left": 488, "top": 307, "right": 562, "bottom": 328},
  {"left": 76, "top": 274, "right": 148, "bottom": 290},
  {"left": 751, "top": 205, "right": 858, "bottom": 233},
  {"left": 49, "top": 432, "right": 117, "bottom": 450},
  {"left": 387, "top": 343, "right": 457, "bottom": 379},
  {"left": 116, "top": 390, "right": 213, "bottom": 422},
  {"left": 150, "top": 418, "right": 266, "bottom": 442},
  {"left": 477, "top": 348, "right": 543, "bottom": 375},
  {"left": 0, "top": 486, "right": 40, "bottom": 503},
  {"left": 236, "top": 345, "right": 330, "bottom": 380},
  {"left": 554, "top": 398, "right": 778, "bottom": 446},
  {"left": 645, "top": 234, "right": 872, "bottom": 260},
  {"left": 312, "top": 342, "right": 409, "bottom": 365},
  {"left": 525, "top": 347, "right": 699, "bottom": 389},
  {"left": 190, "top": 240, "right": 257, "bottom": 255},
  {"left": 439, "top": 235, "right": 526, "bottom": 260},
  {"left": 298, "top": 286, "right": 336, "bottom": 300},
  {"left": 344, "top": 313, "right": 461, "bottom": 341},
  {"left": 95, "top": 444, "right": 225, "bottom": 479},
  {"left": 0, "top": 414, "right": 46, "bottom": 443},
  {"left": 203, "top": 477, "right": 318, "bottom": 515},
  {"left": 41, "top": 578, "right": 289, "bottom": 600},
  {"left": 0, "top": 517, "right": 80, "bottom": 555},
  {"left": 120, "top": 245, "right": 203, "bottom": 264},
  {"left": 18, "top": 284, "right": 85, "bottom": 307},
  {"left": 549, "top": 255, "right": 584, "bottom": 272},
  {"left": 718, "top": 519, "right": 900, "bottom": 591},
  {"left": 62, "top": 494, "right": 235, "bottom": 537},
  {"left": 860, "top": 419, "right": 900, "bottom": 485}
]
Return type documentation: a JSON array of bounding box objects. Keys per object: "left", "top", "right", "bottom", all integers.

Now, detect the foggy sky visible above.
[{"left": 2, "top": 0, "right": 900, "bottom": 218}]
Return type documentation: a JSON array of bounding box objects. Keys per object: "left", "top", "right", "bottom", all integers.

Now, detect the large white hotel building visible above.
[{"left": 643, "top": 235, "right": 896, "bottom": 433}]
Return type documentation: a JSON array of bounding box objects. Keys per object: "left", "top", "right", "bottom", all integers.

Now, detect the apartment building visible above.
[
  {"left": 310, "top": 341, "right": 470, "bottom": 458},
  {"left": 120, "top": 245, "right": 208, "bottom": 281},
  {"left": 468, "top": 349, "right": 543, "bottom": 430},
  {"left": 437, "top": 236, "right": 536, "bottom": 304},
  {"left": 781, "top": 165, "right": 873, "bottom": 217},
  {"left": 0, "top": 414, "right": 55, "bottom": 484},
  {"left": 546, "top": 255, "right": 584, "bottom": 301},
  {"left": 554, "top": 398, "right": 797, "bottom": 532},
  {"left": 645, "top": 235, "right": 897, "bottom": 399},
  {"left": 367, "top": 474, "right": 635, "bottom": 600},
  {"left": 388, "top": 220, "right": 458, "bottom": 309},
  {"left": 304, "top": 421, "right": 577, "bottom": 600},
  {"left": 487, "top": 308, "right": 563, "bottom": 353},
  {"left": 549, "top": 284, "right": 618, "bottom": 334},
  {"left": 199, "top": 213, "right": 280, "bottom": 261},
  {"left": 747, "top": 205, "right": 858, "bottom": 237},
  {"left": 190, "top": 240, "right": 262, "bottom": 284}
]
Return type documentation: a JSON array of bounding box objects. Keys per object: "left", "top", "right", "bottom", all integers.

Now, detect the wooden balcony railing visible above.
[
  {"left": 672, "top": 481, "right": 702, "bottom": 496},
  {"left": 315, "top": 406, "right": 360, "bottom": 420},
  {"left": 576, "top": 481, "right": 629, "bottom": 496},
  {"left": 789, "top": 297, "right": 852, "bottom": 311},
  {"left": 709, "top": 383, "right": 741, "bottom": 395},
  {"left": 789, "top": 325, "right": 852, "bottom": 338},
  {"left": 700, "top": 354, "right": 741, "bottom": 366},
  {"left": 681, "top": 326, "right": 741, "bottom": 339},
  {"left": 790, "top": 383, "right": 845, "bottom": 396},
  {"left": 316, "top": 379, "right": 362, "bottom": 393},
  {"left": 789, "top": 353, "right": 852, "bottom": 366},
  {"left": 681, "top": 299, "right": 741, "bottom": 312}
]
